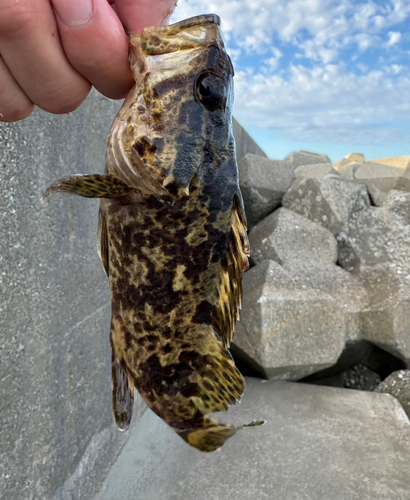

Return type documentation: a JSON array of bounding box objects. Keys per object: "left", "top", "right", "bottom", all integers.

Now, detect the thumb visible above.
[{"left": 114, "top": 0, "right": 178, "bottom": 33}]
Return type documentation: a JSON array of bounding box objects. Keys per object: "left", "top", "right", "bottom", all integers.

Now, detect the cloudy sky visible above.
[{"left": 171, "top": 0, "right": 410, "bottom": 163}]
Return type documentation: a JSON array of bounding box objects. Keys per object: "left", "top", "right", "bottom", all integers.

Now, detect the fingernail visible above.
[
  {"left": 161, "top": 3, "right": 177, "bottom": 26},
  {"left": 52, "top": 0, "right": 94, "bottom": 27}
]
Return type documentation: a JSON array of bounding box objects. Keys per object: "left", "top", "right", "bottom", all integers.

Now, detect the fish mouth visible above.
[
  {"left": 165, "top": 14, "right": 221, "bottom": 31},
  {"left": 130, "top": 13, "right": 224, "bottom": 58}
]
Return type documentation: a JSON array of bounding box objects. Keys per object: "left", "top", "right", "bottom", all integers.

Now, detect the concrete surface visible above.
[
  {"left": 238, "top": 154, "right": 294, "bottom": 228},
  {"left": 376, "top": 370, "right": 410, "bottom": 419},
  {"left": 249, "top": 207, "right": 337, "bottom": 266},
  {"left": 283, "top": 150, "right": 331, "bottom": 169},
  {"left": 338, "top": 204, "right": 410, "bottom": 276},
  {"left": 282, "top": 176, "right": 370, "bottom": 237},
  {"left": 0, "top": 90, "right": 269, "bottom": 500},
  {"left": 94, "top": 378, "right": 410, "bottom": 500},
  {"left": 370, "top": 155, "right": 410, "bottom": 170},
  {"left": 358, "top": 265, "right": 410, "bottom": 364},
  {"left": 353, "top": 161, "right": 403, "bottom": 206},
  {"left": 0, "top": 91, "right": 128, "bottom": 500},
  {"left": 295, "top": 162, "right": 336, "bottom": 178},
  {"left": 232, "top": 117, "right": 267, "bottom": 161},
  {"left": 333, "top": 152, "right": 365, "bottom": 171},
  {"left": 234, "top": 260, "right": 366, "bottom": 379},
  {"left": 384, "top": 190, "right": 410, "bottom": 225}
]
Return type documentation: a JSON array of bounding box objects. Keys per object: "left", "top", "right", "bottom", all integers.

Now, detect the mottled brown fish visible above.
[{"left": 43, "top": 14, "right": 264, "bottom": 452}]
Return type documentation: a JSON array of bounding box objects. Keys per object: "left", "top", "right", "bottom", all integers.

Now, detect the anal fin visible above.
[
  {"left": 111, "top": 355, "right": 134, "bottom": 431},
  {"left": 41, "top": 174, "right": 133, "bottom": 201}
]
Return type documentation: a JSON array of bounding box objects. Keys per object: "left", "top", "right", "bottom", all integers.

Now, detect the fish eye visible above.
[{"left": 195, "top": 72, "right": 227, "bottom": 111}]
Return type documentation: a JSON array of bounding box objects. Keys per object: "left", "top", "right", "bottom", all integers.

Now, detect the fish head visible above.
[{"left": 106, "top": 14, "right": 237, "bottom": 198}]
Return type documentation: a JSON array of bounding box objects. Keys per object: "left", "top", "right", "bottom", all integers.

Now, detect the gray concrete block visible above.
[
  {"left": 376, "top": 370, "right": 410, "bottom": 419},
  {"left": 358, "top": 264, "right": 410, "bottom": 363},
  {"left": 383, "top": 190, "right": 410, "bottom": 225},
  {"left": 394, "top": 161, "right": 410, "bottom": 193},
  {"left": 94, "top": 378, "right": 410, "bottom": 500},
  {"left": 249, "top": 207, "right": 337, "bottom": 266},
  {"left": 0, "top": 90, "right": 130, "bottom": 500},
  {"left": 234, "top": 261, "right": 365, "bottom": 379},
  {"left": 282, "top": 176, "right": 370, "bottom": 236},
  {"left": 238, "top": 150, "right": 333, "bottom": 229},
  {"left": 333, "top": 152, "right": 365, "bottom": 171},
  {"left": 338, "top": 161, "right": 362, "bottom": 180},
  {"left": 353, "top": 161, "right": 404, "bottom": 206},
  {"left": 295, "top": 162, "right": 336, "bottom": 179},
  {"left": 283, "top": 150, "right": 331, "bottom": 168},
  {"left": 238, "top": 154, "right": 294, "bottom": 228},
  {"left": 338, "top": 206, "right": 410, "bottom": 275}
]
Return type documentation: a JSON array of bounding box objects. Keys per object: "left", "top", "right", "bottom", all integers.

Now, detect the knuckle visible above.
[
  {"left": 42, "top": 84, "right": 91, "bottom": 115},
  {"left": 101, "top": 85, "right": 130, "bottom": 100},
  {"left": 0, "top": 102, "right": 34, "bottom": 122},
  {"left": 0, "top": 3, "right": 40, "bottom": 39}
]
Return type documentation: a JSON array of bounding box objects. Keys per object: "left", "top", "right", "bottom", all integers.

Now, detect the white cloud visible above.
[
  {"left": 237, "top": 31, "right": 270, "bottom": 54},
  {"left": 387, "top": 31, "right": 402, "bottom": 45},
  {"left": 297, "top": 38, "right": 339, "bottom": 63},
  {"left": 232, "top": 63, "right": 410, "bottom": 145},
  {"left": 384, "top": 63, "right": 404, "bottom": 74},
  {"left": 262, "top": 47, "right": 283, "bottom": 71},
  {"left": 352, "top": 33, "right": 377, "bottom": 52},
  {"left": 356, "top": 63, "right": 368, "bottom": 72},
  {"left": 172, "top": 0, "right": 409, "bottom": 56}
]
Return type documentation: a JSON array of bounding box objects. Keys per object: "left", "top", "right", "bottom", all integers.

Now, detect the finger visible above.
[
  {"left": 0, "top": 55, "right": 34, "bottom": 122},
  {"left": 0, "top": 0, "right": 91, "bottom": 115},
  {"left": 114, "top": 0, "right": 177, "bottom": 33},
  {"left": 51, "top": 0, "right": 133, "bottom": 99}
]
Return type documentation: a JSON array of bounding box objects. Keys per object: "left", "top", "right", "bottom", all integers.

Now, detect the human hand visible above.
[{"left": 0, "top": 0, "right": 177, "bottom": 122}]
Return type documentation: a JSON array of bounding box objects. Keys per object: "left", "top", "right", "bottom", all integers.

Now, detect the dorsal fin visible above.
[{"left": 212, "top": 192, "right": 250, "bottom": 348}]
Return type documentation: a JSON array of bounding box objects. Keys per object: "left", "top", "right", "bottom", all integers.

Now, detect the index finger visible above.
[
  {"left": 114, "top": 0, "right": 177, "bottom": 33},
  {"left": 50, "top": 0, "right": 178, "bottom": 101}
]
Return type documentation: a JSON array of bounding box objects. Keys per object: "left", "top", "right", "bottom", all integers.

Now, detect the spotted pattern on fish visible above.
[
  {"left": 42, "top": 14, "right": 264, "bottom": 453},
  {"left": 102, "top": 184, "right": 246, "bottom": 429}
]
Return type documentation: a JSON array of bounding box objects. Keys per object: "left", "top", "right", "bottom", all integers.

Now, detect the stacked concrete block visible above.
[{"left": 234, "top": 151, "right": 410, "bottom": 380}]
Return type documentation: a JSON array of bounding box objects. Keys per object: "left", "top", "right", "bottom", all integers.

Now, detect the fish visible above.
[{"left": 42, "top": 14, "right": 264, "bottom": 452}]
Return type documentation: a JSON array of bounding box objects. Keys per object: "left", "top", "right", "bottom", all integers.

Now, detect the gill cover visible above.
[{"left": 105, "top": 14, "right": 236, "bottom": 198}]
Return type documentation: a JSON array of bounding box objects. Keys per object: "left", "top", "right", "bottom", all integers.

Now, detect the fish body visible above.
[{"left": 43, "top": 14, "right": 262, "bottom": 452}]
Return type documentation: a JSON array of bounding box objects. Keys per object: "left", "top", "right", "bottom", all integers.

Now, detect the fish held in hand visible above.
[{"left": 43, "top": 14, "right": 264, "bottom": 452}]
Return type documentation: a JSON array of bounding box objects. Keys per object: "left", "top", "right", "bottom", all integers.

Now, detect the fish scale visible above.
[{"left": 42, "top": 14, "right": 264, "bottom": 452}]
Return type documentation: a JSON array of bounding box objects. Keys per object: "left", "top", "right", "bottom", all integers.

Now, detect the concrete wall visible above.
[
  {"left": 0, "top": 91, "right": 129, "bottom": 500},
  {"left": 0, "top": 92, "right": 265, "bottom": 500},
  {"left": 233, "top": 117, "right": 267, "bottom": 161}
]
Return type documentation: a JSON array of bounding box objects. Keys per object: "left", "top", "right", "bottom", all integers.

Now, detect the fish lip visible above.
[
  {"left": 129, "top": 13, "right": 223, "bottom": 63},
  {"left": 166, "top": 14, "right": 221, "bottom": 31}
]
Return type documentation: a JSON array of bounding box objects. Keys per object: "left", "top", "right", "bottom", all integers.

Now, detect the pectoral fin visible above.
[
  {"left": 97, "top": 208, "right": 109, "bottom": 276},
  {"left": 41, "top": 174, "right": 134, "bottom": 201}
]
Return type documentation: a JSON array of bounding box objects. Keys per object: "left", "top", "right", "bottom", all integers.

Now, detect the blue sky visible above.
[{"left": 171, "top": 0, "right": 410, "bottom": 163}]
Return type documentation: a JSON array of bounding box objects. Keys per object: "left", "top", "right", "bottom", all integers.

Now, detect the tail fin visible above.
[
  {"left": 174, "top": 418, "right": 237, "bottom": 452},
  {"left": 174, "top": 417, "right": 267, "bottom": 452}
]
